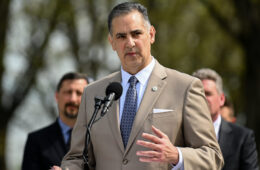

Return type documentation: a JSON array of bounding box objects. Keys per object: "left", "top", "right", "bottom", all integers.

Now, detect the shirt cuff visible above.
[{"left": 171, "top": 147, "right": 184, "bottom": 170}]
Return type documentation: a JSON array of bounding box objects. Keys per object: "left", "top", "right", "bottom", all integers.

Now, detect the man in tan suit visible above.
[{"left": 53, "top": 2, "right": 223, "bottom": 170}]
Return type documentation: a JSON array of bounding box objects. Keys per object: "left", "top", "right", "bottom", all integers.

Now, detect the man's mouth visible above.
[
  {"left": 67, "top": 106, "right": 77, "bottom": 109},
  {"left": 125, "top": 52, "right": 137, "bottom": 56}
]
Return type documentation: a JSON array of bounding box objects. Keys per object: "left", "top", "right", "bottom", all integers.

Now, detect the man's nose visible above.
[
  {"left": 126, "top": 36, "right": 135, "bottom": 47},
  {"left": 69, "top": 92, "right": 78, "bottom": 102}
]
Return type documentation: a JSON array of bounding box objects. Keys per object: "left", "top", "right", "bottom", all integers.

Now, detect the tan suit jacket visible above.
[{"left": 61, "top": 61, "right": 224, "bottom": 170}]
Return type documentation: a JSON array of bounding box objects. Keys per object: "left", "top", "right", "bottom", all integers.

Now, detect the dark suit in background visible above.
[
  {"left": 219, "top": 118, "right": 259, "bottom": 170},
  {"left": 22, "top": 120, "right": 67, "bottom": 170}
]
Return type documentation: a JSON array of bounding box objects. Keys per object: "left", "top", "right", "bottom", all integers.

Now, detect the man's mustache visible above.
[
  {"left": 125, "top": 48, "right": 139, "bottom": 54},
  {"left": 65, "top": 103, "right": 79, "bottom": 108}
]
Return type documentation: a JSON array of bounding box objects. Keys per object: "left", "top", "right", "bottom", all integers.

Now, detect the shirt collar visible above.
[
  {"left": 121, "top": 57, "right": 155, "bottom": 85},
  {"left": 213, "top": 114, "right": 222, "bottom": 140},
  {"left": 58, "top": 118, "right": 71, "bottom": 135}
]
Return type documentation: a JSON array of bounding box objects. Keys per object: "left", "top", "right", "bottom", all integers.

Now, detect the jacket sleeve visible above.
[{"left": 179, "top": 78, "right": 224, "bottom": 170}]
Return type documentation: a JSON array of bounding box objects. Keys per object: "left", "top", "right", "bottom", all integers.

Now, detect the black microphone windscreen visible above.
[{"left": 105, "top": 82, "right": 123, "bottom": 100}]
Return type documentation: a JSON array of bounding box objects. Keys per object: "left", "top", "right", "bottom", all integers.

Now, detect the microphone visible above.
[{"left": 101, "top": 82, "right": 122, "bottom": 116}]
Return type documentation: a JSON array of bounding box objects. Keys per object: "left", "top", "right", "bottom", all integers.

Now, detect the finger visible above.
[
  {"left": 136, "top": 150, "right": 161, "bottom": 157},
  {"left": 139, "top": 156, "right": 162, "bottom": 162},
  {"left": 50, "top": 166, "right": 61, "bottom": 170},
  {"left": 152, "top": 125, "right": 167, "bottom": 138},
  {"left": 137, "top": 150, "right": 163, "bottom": 163},
  {"left": 141, "top": 132, "right": 161, "bottom": 144},
  {"left": 136, "top": 139, "right": 161, "bottom": 151}
]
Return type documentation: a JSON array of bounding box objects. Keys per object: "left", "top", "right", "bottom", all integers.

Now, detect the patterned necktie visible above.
[
  {"left": 120, "top": 76, "right": 138, "bottom": 148},
  {"left": 66, "top": 128, "right": 72, "bottom": 152}
]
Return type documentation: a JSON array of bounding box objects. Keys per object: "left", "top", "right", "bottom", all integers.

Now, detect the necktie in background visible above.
[
  {"left": 66, "top": 128, "right": 72, "bottom": 152},
  {"left": 120, "top": 76, "right": 138, "bottom": 148}
]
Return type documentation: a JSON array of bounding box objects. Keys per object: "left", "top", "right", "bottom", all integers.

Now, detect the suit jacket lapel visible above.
[
  {"left": 106, "top": 72, "right": 125, "bottom": 152},
  {"left": 219, "top": 119, "right": 233, "bottom": 158},
  {"left": 125, "top": 61, "right": 167, "bottom": 152},
  {"left": 49, "top": 121, "right": 67, "bottom": 159}
]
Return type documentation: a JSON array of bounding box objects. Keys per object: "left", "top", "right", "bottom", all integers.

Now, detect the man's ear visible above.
[
  {"left": 108, "top": 34, "right": 115, "bottom": 51},
  {"left": 150, "top": 25, "right": 156, "bottom": 44},
  {"left": 220, "top": 93, "right": 225, "bottom": 107}
]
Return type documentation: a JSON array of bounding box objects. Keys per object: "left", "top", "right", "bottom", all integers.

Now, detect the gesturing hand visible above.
[
  {"left": 50, "top": 166, "right": 62, "bottom": 170},
  {"left": 136, "top": 125, "right": 179, "bottom": 165}
]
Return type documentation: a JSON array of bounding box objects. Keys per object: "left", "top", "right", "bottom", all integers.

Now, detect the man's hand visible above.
[
  {"left": 136, "top": 125, "right": 179, "bottom": 165},
  {"left": 50, "top": 166, "right": 62, "bottom": 170}
]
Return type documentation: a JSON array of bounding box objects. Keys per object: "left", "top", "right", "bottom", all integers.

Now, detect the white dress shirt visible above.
[{"left": 213, "top": 114, "right": 222, "bottom": 140}]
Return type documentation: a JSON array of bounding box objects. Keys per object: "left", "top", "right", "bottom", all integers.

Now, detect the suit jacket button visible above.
[{"left": 123, "top": 159, "right": 128, "bottom": 165}]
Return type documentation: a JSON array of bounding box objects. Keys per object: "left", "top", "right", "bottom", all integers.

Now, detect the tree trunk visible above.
[
  {"left": 0, "top": 0, "right": 11, "bottom": 169},
  {"left": 244, "top": 35, "right": 260, "bottom": 158},
  {"left": 0, "top": 127, "right": 6, "bottom": 170}
]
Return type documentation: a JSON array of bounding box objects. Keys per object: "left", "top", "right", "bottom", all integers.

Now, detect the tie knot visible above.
[{"left": 129, "top": 76, "right": 138, "bottom": 87}]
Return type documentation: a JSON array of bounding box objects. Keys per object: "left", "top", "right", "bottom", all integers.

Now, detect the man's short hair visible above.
[
  {"left": 56, "top": 72, "right": 90, "bottom": 92},
  {"left": 108, "top": 2, "right": 151, "bottom": 34},
  {"left": 192, "top": 68, "right": 223, "bottom": 94}
]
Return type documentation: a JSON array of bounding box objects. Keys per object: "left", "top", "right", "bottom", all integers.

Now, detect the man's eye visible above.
[
  {"left": 132, "top": 31, "right": 142, "bottom": 37},
  {"left": 116, "top": 35, "right": 126, "bottom": 39},
  {"left": 64, "top": 91, "right": 72, "bottom": 95},
  {"left": 77, "top": 91, "right": 82, "bottom": 96}
]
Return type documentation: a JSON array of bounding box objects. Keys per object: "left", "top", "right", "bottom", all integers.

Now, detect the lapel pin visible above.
[{"left": 152, "top": 86, "right": 158, "bottom": 92}]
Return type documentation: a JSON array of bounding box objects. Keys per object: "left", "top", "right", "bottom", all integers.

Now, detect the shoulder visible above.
[
  {"left": 223, "top": 120, "right": 255, "bottom": 139},
  {"left": 27, "top": 121, "right": 59, "bottom": 139},
  {"left": 152, "top": 61, "right": 204, "bottom": 98},
  {"left": 155, "top": 61, "right": 200, "bottom": 85},
  {"left": 83, "top": 71, "right": 120, "bottom": 97},
  {"left": 86, "top": 72, "right": 120, "bottom": 90},
  {"left": 154, "top": 61, "right": 196, "bottom": 82},
  {"left": 228, "top": 121, "right": 252, "bottom": 133},
  {"left": 164, "top": 67, "right": 203, "bottom": 92}
]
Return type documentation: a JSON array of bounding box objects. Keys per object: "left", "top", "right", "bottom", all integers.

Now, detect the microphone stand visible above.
[{"left": 83, "top": 97, "right": 103, "bottom": 170}]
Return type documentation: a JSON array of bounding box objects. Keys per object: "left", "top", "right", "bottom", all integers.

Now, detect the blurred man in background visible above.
[
  {"left": 193, "top": 68, "right": 259, "bottom": 170},
  {"left": 22, "top": 72, "right": 90, "bottom": 170}
]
